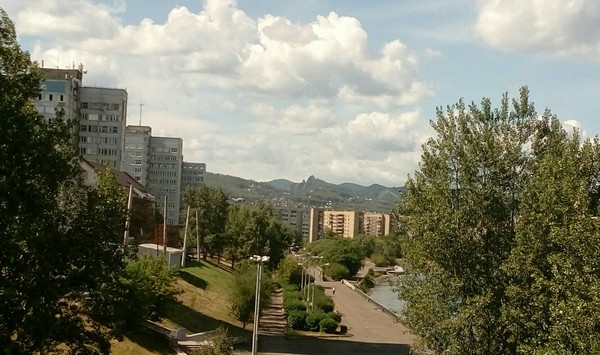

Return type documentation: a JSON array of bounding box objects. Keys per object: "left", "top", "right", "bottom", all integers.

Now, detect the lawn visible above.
[{"left": 110, "top": 259, "right": 251, "bottom": 353}]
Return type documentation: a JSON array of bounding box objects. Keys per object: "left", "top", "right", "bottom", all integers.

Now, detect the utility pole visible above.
[
  {"left": 123, "top": 184, "right": 133, "bottom": 245},
  {"left": 139, "top": 102, "right": 143, "bottom": 125},
  {"left": 163, "top": 195, "right": 167, "bottom": 261},
  {"left": 181, "top": 205, "right": 191, "bottom": 268}
]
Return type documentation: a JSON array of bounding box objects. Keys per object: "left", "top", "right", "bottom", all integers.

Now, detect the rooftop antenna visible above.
[{"left": 139, "top": 102, "right": 143, "bottom": 126}]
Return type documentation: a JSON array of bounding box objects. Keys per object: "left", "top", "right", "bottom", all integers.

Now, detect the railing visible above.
[{"left": 340, "top": 279, "right": 400, "bottom": 321}]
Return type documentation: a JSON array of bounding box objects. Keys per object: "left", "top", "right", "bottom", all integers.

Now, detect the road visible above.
[{"left": 236, "top": 266, "right": 414, "bottom": 355}]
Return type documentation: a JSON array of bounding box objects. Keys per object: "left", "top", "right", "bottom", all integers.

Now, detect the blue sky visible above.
[{"left": 3, "top": 0, "right": 600, "bottom": 186}]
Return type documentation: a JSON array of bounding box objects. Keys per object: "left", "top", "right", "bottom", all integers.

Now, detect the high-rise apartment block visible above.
[
  {"left": 274, "top": 207, "right": 311, "bottom": 240},
  {"left": 78, "top": 87, "right": 128, "bottom": 169},
  {"left": 123, "top": 125, "right": 152, "bottom": 185},
  {"left": 147, "top": 136, "right": 183, "bottom": 225}
]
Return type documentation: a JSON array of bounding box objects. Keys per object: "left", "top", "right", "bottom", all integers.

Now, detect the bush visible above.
[
  {"left": 324, "top": 262, "right": 350, "bottom": 280},
  {"left": 314, "top": 297, "right": 334, "bottom": 313},
  {"left": 327, "top": 312, "right": 342, "bottom": 323},
  {"left": 282, "top": 283, "right": 299, "bottom": 292},
  {"left": 283, "top": 298, "right": 306, "bottom": 312},
  {"left": 287, "top": 310, "right": 308, "bottom": 330},
  {"left": 357, "top": 273, "right": 375, "bottom": 293},
  {"left": 283, "top": 290, "right": 302, "bottom": 302},
  {"left": 305, "top": 311, "right": 327, "bottom": 332},
  {"left": 370, "top": 253, "right": 391, "bottom": 267},
  {"left": 319, "top": 317, "right": 339, "bottom": 334}
]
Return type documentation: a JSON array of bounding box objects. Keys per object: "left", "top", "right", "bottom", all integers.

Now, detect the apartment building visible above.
[
  {"left": 274, "top": 206, "right": 310, "bottom": 240},
  {"left": 78, "top": 87, "right": 128, "bottom": 169},
  {"left": 308, "top": 208, "right": 396, "bottom": 242},
  {"left": 123, "top": 126, "right": 152, "bottom": 185},
  {"left": 147, "top": 136, "right": 183, "bottom": 225},
  {"left": 181, "top": 162, "right": 206, "bottom": 191}
]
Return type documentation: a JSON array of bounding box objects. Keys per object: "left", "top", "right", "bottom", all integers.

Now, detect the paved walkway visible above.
[{"left": 235, "top": 267, "right": 414, "bottom": 355}]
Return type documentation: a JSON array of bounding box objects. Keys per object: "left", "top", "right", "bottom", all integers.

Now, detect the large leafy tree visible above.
[
  {"left": 0, "top": 9, "right": 127, "bottom": 353},
  {"left": 502, "top": 118, "right": 600, "bottom": 353},
  {"left": 397, "top": 88, "right": 537, "bottom": 353},
  {"left": 183, "top": 185, "right": 229, "bottom": 259}
]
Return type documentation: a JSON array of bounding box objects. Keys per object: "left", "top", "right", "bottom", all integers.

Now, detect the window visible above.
[
  {"left": 101, "top": 126, "right": 108, "bottom": 133},
  {"left": 80, "top": 125, "right": 87, "bottom": 132},
  {"left": 89, "top": 125, "right": 98, "bottom": 132},
  {"left": 111, "top": 126, "right": 118, "bottom": 133},
  {"left": 59, "top": 95, "right": 64, "bottom": 102},
  {"left": 49, "top": 94, "right": 53, "bottom": 101},
  {"left": 88, "top": 114, "right": 98, "bottom": 121},
  {"left": 171, "top": 148, "right": 178, "bottom": 152},
  {"left": 133, "top": 160, "right": 142, "bottom": 165},
  {"left": 82, "top": 103, "right": 88, "bottom": 109}
]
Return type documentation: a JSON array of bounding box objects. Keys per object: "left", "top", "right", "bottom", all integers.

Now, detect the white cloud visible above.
[
  {"left": 7, "top": 0, "right": 435, "bottom": 185},
  {"left": 474, "top": 0, "right": 600, "bottom": 59}
]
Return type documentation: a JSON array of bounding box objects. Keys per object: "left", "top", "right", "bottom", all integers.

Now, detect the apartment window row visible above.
[
  {"left": 129, "top": 151, "right": 143, "bottom": 157},
  {"left": 151, "top": 147, "right": 179, "bottom": 153},
  {"left": 81, "top": 102, "right": 120, "bottom": 110},
  {"left": 82, "top": 113, "right": 120, "bottom": 122},
  {"left": 124, "top": 144, "right": 145, "bottom": 150},
  {"left": 128, "top": 167, "right": 143, "bottom": 173},
  {"left": 148, "top": 178, "right": 177, "bottom": 185},
  {"left": 98, "top": 148, "right": 118, "bottom": 156},
  {"left": 80, "top": 124, "right": 119, "bottom": 133},
  {"left": 149, "top": 170, "right": 178, "bottom": 177},
  {"left": 155, "top": 187, "right": 177, "bottom": 193},
  {"left": 36, "top": 94, "right": 65, "bottom": 102},
  {"left": 150, "top": 155, "right": 178, "bottom": 161},
  {"left": 149, "top": 163, "right": 178, "bottom": 169},
  {"left": 79, "top": 136, "right": 118, "bottom": 144}
]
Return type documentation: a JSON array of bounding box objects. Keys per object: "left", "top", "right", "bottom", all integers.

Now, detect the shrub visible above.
[
  {"left": 287, "top": 310, "right": 308, "bottom": 330},
  {"left": 370, "top": 253, "right": 391, "bottom": 267},
  {"left": 283, "top": 298, "right": 306, "bottom": 312},
  {"left": 324, "top": 262, "right": 350, "bottom": 280},
  {"left": 306, "top": 311, "right": 327, "bottom": 332},
  {"left": 283, "top": 283, "right": 299, "bottom": 292},
  {"left": 327, "top": 312, "right": 342, "bottom": 323},
  {"left": 283, "top": 290, "right": 302, "bottom": 302},
  {"left": 319, "top": 317, "right": 339, "bottom": 334},
  {"left": 314, "top": 297, "right": 334, "bottom": 313},
  {"left": 357, "top": 273, "right": 375, "bottom": 293}
]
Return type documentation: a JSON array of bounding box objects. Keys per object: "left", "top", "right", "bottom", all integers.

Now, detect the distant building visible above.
[
  {"left": 181, "top": 162, "right": 206, "bottom": 191},
  {"left": 308, "top": 208, "right": 396, "bottom": 242},
  {"left": 274, "top": 206, "right": 309, "bottom": 239},
  {"left": 147, "top": 136, "right": 183, "bottom": 225},
  {"left": 123, "top": 125, "right": 152, "bottom": 185}
]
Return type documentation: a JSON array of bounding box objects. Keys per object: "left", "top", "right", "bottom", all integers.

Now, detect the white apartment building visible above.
[{"left": 123, "top": 126, "right": 152, "bottom": 185}]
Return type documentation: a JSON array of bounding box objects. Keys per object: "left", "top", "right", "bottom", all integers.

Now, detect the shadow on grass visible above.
[
  {"left": 259, "top": 334, "right": 412, "bottom": 355},
  {"left": 118, "top": 327, "right": 171, "bottom": 354},
  {"left": 164, "top": 299, "right": 251, "bottom": 339},
  {"left": 179, "top": 269, "right": 208, "bottom": 289}
]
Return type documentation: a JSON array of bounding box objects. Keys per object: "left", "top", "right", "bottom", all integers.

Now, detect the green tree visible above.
[
  {"left": 308, "top": 237, "right": 362, "bottom": 277},
  {"left": 502, "top": 118, "right": 600, "bottom": 353},
  {"left": 183, "top": 186, "right": 229, "bottom": 260},
  {"left": 397, "top": 88, "right": 537, "bottom": 354},
  {"left": 0, "top": 9, "right": 129, "bottom": 353},
  {"left": 276, "top": 255, "right": 303, "bottom": 286},
  {"left": 228, "top": 262, "right": 272, "bottom": 328}
]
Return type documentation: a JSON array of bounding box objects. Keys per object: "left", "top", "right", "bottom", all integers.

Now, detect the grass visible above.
[{"left": 110, "top": 259, "right": 251, "bottom": 353}]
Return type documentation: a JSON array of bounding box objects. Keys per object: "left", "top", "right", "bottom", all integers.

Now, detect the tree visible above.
[
  {"left": 502, "top": 118, "right": 600, "bottom": 353},
  {"left": 228, "top": 262, "right": 272, "bottom": 328},
  {"left": 0, "top": 9, "right": 129, "bottom": 352},
  {"left": 308, "top": 237, "right": 362, "bottom": 277},
  {"left": 226, "top": 202, "right": 295, "bottom": 268},
  {"left": 183, "top": 186, "right": 229, "bottom": 260},
  {"left": 396, "top": 88, "right": 538, "bottom": 354}
]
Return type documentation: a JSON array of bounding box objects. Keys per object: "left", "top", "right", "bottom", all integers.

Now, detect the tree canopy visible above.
[{"left": 397, "top": 87, "right": 600, "bottom": 354}]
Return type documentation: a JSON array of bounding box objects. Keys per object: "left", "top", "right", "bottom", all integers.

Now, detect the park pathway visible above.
[{"left": 235, "top": 268, "right": 415, "bottom": 355}]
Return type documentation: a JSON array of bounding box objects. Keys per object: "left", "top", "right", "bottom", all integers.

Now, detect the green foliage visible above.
[
  {"left": 283, "top": 298, "right": 306, "bottom": 312},
  {"left": 183, "top": 186, "right": 229, "bottom": 259},
  {"left": 323, "top": 262, "right": 350, "bottom": 280},
  {"left": 327, "top": 311, "right": 342, "bottom": 323},
  {"left": 308, "top": 237, "right": 362, "bottom": 277},
  {"left": 305, "top": 311, "right": 327, "bottom": 332},
  {"left": 190, "top": 326, "right": 232, "bottom": 355},
  {"left": 282, "top": 283, "right": 299, "bottom": 293},
  {"left": 369, "top": 253, "right": 391, "bottom": 267},
  {"left": 398, "top": 87, "right": 600, "bottom": 354},
  {"left": 319, "top": 316, "right": 339, "bottom": 334},
  {"left": 357, "top": 272, "right": 376, "bottom": 293},
  {"left": 286, "top": 310, "right": 308, "bottom": 330},
  {"left": 0, "top": 10, "right": 129, "bottom": 352},
  {"left": 225, "top": 202, "right": 294, "bottom": 268},
  {"left": 228, "top": 263, "right": 272, "bottom": 328},
  {"left": 276, "top": 255, "right": 302, "bottom": 287}
]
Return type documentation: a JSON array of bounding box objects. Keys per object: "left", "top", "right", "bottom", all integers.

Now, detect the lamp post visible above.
[{"left": 249, "top": 255, "right": 270, "bottom": 355}]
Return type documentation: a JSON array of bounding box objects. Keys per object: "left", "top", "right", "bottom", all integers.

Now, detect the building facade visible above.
[
  {"left": 181, "top": 162, "right": 206, "bottom": 191},
  {"left": 147, "top": 136, "right": 183, "bottom": 225},
  {"left": 308, "top": 208, "right": 396, "bottom": 242},
  {"left": 78, "top": 87, "right": 128, "bottom": 169},
  {"left": 123, "top": 126, "right": 152, "bottom": 185}
]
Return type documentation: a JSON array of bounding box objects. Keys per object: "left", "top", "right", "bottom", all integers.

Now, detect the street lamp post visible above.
[{"left": 249, "top": 255, "right": 270, "bottom": 355}]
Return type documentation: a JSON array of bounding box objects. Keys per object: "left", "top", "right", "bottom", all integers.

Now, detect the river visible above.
[{"left": 368, "top": 276, "right": 405, "bottom": 316}]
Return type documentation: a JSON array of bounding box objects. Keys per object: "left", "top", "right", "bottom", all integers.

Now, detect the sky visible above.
[{"left": 3, "top": 0, "right": 600, "bottom": 186}]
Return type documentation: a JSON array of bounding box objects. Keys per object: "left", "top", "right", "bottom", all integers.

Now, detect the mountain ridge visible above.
[{"left": 203, "top": 172, "right": 404, "bottom": 212}]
